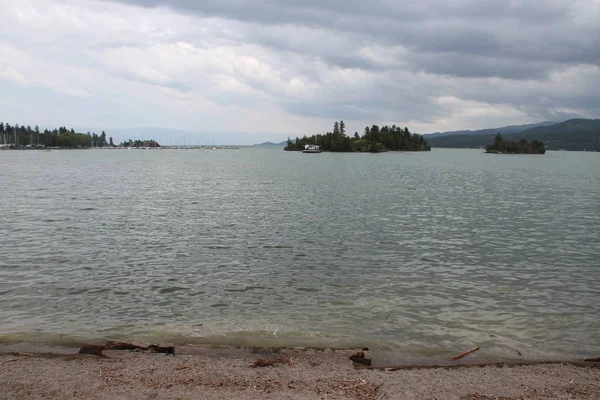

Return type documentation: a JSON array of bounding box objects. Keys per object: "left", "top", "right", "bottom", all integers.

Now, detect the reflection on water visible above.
[{"left": 0, "top": 148, "right": 598, "bottom": 359}]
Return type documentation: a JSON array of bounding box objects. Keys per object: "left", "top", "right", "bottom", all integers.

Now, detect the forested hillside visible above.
[{"left": 427, "top": 119, "right": 600, "bottom": 151}]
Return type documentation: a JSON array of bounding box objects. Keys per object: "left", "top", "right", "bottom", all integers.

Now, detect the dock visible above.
[{"left": 157, "top": 145, "right": 247, "bottom": 150}]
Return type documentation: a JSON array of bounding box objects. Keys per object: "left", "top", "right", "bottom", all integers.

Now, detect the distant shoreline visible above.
[{"left": 0, "top": 145, "right": 247, "bottom": 151}]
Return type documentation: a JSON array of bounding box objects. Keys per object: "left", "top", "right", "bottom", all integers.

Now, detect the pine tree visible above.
[{"left": 370, "top": 125, "right": 380, "bottom": 143}]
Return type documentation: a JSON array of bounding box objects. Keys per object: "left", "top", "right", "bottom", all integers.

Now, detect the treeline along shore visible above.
[
  {"left": 0, "top": 122, "right": 159, "bottom": 149},
  {"left": 285, "top": 121, "right": 431, "bottom": 152}
]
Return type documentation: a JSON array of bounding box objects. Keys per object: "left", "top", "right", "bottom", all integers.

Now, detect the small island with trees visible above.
[
  {"left": 285, "top": 121, "right": 430, "bottom": 152},
  {"left": 485, "top": 133, "right": 545, "bottom": 154}
]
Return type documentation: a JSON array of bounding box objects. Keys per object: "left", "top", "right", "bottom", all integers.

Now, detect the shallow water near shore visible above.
[{"left": 0, "top": 148, "right": 598, "bottom": 360}]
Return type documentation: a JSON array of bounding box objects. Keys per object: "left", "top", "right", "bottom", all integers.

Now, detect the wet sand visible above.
[{"left": 1, "top": 347, "right": 599, "bottom": 400}]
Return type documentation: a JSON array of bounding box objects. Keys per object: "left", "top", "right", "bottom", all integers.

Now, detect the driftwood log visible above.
[
  {"left": 79, "top": 342, "right": 175, "bottom": 357},
  {"left": 349, "top": 351, "right": 371, "bottom": 366},
  {"left": 78, "top": 344, "right": 107, "bottom": 357},
  {"left": 103, "top": 342, "right": 142, "bottom": 351},
  {"left": 104, "top": 341, "right": 174, "bottom": 355},
  {"left": 248, "top": 357, "right": 291, "bottom": 367},
  {"left": 450, "top": 346, "right": 480, "bottom": 361}
]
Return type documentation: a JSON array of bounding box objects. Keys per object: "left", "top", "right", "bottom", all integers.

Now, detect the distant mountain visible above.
[
  {"left": 422, "top": 121, "right": 556, "bottom": 138},
  {"left": 254, "top": 141, "right": 289, "bottom": 146},
  {"left": 427, "top": 119, "right": 600, "bottom": 151}
]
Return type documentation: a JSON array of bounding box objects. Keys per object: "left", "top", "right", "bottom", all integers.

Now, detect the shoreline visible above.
[
  {"left": 1, "top": 332, "right": 596, "bottom": 366},
  {"left": 2, "top": 345, "right": 598, "bottom": 400},
  {"left": 1, "top": 341, "right": 597, "bottom": 369}
]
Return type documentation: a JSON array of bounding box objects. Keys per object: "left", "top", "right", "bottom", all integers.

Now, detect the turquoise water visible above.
[{"left": 0, "top": 148, "right": 598, "bottom": 360}]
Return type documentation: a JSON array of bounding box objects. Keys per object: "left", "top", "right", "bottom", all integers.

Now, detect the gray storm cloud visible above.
[{"left": 0, "top": 0, "right": 598, "bottom": 139}]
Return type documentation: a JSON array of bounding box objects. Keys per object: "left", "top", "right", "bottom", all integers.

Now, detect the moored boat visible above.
[{"left": 302, "top": 144, "right": 322, "bottom": 153}]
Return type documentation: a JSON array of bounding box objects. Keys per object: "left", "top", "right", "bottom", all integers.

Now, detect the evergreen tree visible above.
[
  {"left": 494, "top": 133, "right": 503, "bottom": 147},
  {"left": 370, "top": 125, "right": 380, "bottom": 143}
]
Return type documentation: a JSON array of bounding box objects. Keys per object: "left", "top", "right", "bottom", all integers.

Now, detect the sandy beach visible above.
[{"left": 1, "top": 346, "right": 598, "bottom": 400}]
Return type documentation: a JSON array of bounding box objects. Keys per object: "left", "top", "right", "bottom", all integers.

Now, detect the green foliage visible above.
[
  {"left": 120, "top": 139, "right": 161, "bottom": 148},
  {"left": 485, "top": 133, "right": 546, "bottom": 154},
  {"left": 0, "top": 121, "right": 93, "bottom": 148},
  {"left": 0, "top": 121, "right": 163, "bottom": 149},
  {"left": 56, "top": 132, "right": 93, "bottom": 148},
  {"left": 284, "top": 121, "right": 430, "bottom": 152}
]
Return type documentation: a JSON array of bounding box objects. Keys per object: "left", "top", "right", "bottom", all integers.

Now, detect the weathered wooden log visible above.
[
  {"left": 104, "top": 341, "right": 144, "bottom": 351},
  {"left": 349, "top": 351, "right": 371, "bottom": 366},
  {"left": 147, "top": 344, "right": 175, "bottom": 356},
  {"left": 248, "top": 356, "right": 291, "bottom": 367},
  {"left": 103, "top": 341, "right": 175, "bottom": 356},
  {"left": 78, "top": 344, "right": 106, "bottom": 357}
]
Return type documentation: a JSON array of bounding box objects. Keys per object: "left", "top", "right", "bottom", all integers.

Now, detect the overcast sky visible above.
[{"left": 0, "top": 0, "right": 598, "bottom": 143}]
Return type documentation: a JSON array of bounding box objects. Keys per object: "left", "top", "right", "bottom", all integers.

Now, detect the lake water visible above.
[{"left": 0, "top": 148, "right": 598, "bottom": 360}]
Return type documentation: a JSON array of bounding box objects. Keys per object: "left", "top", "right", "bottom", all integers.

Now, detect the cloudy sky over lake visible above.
[{"left": 0, "top": 0, "right": 598, "bottom": 143}]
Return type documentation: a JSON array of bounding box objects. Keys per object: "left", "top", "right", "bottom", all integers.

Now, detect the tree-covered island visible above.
[
  {"left": 485, "top": 133, "right": 546, "bottom": 154},
  {"left": 284, "top": 121, "right": 430, "bottom": 152}
]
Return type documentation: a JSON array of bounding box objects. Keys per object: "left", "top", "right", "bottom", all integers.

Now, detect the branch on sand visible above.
[
  {"left": 2, "top": 357, "right": 26, "bottom": 364},
  {"left": 11, "top": 352, "right": 34, "bottom": 357},
  {"left": 451, "top": 347, "right": 480, "bottom": 361},
  {"left": 1, "top": 352, "right": 35, "bottom": 364}
]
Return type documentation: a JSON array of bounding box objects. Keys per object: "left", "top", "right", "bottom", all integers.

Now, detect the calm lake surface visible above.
[{"left": 0, "top": 148, "right": 598, "bottom": 360}]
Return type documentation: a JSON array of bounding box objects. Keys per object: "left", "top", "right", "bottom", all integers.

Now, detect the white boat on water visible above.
[{"left": 302, "top": 144, "right": 322, "bottom": 153}]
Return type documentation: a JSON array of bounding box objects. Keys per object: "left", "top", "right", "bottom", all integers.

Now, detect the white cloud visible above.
[{"left": 0, "top": 0, "right": 598, "bottom": 143}]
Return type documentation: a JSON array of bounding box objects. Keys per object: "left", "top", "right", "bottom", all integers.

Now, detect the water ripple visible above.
[{"left": 0, "top": 148, "right": 598, "bottom": 359}]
